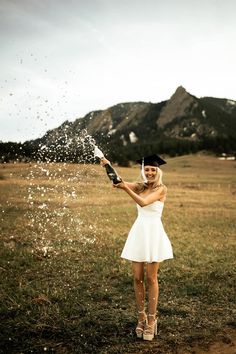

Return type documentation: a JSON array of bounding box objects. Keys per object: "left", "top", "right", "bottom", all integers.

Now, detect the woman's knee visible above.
[
  {"left": 133, "top": 274, "right": 144, "bottom": 285},
  {"left": 146, "top": 274, "right": 158, "bottom": 286},
  {"left": 132, "top": 262, "right": 144, "bottom": 284}
]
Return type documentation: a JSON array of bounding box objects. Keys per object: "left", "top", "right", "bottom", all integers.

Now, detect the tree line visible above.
[{"left": 1, "top": 136, "right": 235, "bottom": 165}]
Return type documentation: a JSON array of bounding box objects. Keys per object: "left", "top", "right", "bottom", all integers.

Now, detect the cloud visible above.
[{"left": 0, "top": 0, "right": 236, "bottom": 142}]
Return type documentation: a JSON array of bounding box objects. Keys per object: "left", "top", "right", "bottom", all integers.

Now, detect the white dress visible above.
[{"left": 121, "top": 201, "right": 173, "bottom": 263}]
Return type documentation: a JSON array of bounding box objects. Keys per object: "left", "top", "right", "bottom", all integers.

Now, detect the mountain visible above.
[{"left": 1, "top": 86, "right": 236, "bottom": 164}]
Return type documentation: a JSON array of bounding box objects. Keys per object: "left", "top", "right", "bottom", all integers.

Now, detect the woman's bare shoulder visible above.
[
  {"left": 153, "top": 184, "right": 167, "bottom": 196},
  {"left": 157, "top": 185, "right": 167, "bottom": 202},
  {"left": 162, "top": 184, "right": 167, "bottom": 193}
]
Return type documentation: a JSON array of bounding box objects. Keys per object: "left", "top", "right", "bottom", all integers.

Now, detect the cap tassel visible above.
[{"left": 141, "top": 157, "right": 148, "bottom": 183}]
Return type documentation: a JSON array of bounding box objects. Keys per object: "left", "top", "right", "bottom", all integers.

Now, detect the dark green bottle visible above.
[{"left": 104, "top": 163, "right": 122, "bottom": 185}]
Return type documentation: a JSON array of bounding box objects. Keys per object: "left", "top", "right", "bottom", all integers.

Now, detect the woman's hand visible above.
[
  {"left": 100, "top": 157, "right": 110, "bottom": 167},
  {"left": 113, "top": 178, "right": 126, "bottom": 189}
]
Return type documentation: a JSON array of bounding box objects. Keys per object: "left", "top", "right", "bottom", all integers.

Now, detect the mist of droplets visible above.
[
  {"left": 32, "top": 127, "right": 97, "bottom": 164},
  {"left": 22, "top": 131, "right": 101, "bottom": 256}
]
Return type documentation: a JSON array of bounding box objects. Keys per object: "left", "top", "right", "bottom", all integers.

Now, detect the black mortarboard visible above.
[{"left": 136, "top": 154, "right": 167, "bottom": 167}]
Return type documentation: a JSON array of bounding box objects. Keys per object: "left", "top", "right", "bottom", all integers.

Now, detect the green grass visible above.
[{"left": 0, "top": 155, "right": 236, "bottom": 353}]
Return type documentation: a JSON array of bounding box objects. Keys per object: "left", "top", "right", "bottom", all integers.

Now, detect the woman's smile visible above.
[{"left": 144, "top": 166, "right": 157, "bottom": 180}]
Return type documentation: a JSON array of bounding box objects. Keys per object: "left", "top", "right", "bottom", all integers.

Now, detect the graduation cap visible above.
[
  {"left": 136, "top": 154, "right": 166, "bottom": 183},
  {"left": 136, "top": 154, "right": 167, "bottom": 167}
]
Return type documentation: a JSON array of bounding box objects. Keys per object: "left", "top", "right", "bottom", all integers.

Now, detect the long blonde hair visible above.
[{"left": 135, "top": 167, "right": 165, "bottom": 194}]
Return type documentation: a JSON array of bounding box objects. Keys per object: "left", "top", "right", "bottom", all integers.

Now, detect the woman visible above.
[{"left": 101, "top": 154, "right": 173, "bottom": 341}]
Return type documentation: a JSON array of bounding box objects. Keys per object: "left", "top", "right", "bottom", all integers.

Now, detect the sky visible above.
[{"left": 1, "top": 0, "right": 236, "bottom": 142}]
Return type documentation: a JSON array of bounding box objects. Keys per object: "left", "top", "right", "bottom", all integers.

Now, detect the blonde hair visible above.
[{"left": 134, "top": 167, "right": 166, "bottom": 194}]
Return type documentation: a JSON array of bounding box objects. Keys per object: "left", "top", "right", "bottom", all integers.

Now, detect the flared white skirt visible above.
[{"left": 121, "top": 215, "right": 173, "bottom": 263}]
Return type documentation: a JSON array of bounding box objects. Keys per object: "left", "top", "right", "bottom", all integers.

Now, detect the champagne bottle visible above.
[
  {"left": 94, "top": 145, "right": 121, "bottom": 184},
  {"left": 103, "top": 161, "right": 122, "bottom": 185}
]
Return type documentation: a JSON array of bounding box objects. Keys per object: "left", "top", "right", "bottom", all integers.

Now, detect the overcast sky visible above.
[{"left": 1, "top": 0, "right": 236, "bottom": 142}]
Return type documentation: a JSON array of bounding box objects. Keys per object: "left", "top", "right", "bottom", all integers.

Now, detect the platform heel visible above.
[
  {"left": 135, "top": 310, "right": 147, "bottom": 338},
  {"left": 143, "top": 313, "right": 157, "bottom": 341}
]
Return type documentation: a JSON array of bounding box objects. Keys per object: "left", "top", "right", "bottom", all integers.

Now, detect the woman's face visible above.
[{"left": 144, "top": 165, "right": 157, "bottom": 182}]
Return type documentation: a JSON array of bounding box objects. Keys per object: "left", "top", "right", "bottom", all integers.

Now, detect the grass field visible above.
[{"left": 0, "top": 155, "right": 236, "bottom": 354}]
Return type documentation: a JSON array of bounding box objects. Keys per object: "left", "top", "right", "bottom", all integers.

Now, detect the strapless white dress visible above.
[{"left": 121, "top": 201, "right": 173, "bottom": 263}]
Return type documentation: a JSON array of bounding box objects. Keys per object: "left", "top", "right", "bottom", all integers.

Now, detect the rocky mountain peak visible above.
[
  {"left": 173, "top": 85, "right": 188, "bottom": 96},
  {"left": 157, "top": 86, "right": 197, "bottom": 128}
]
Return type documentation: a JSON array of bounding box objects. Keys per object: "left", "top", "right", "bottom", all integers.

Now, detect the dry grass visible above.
[{"left": 0, "top": 155, "right": 236, "bottom": 353}]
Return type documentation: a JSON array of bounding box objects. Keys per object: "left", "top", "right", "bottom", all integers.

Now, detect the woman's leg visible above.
[
  {"left": 132, "top": 261, "right": 146, "bottom": 320},
  {"left": 146, "top": 262, "right": 160, "bottom": 325}
]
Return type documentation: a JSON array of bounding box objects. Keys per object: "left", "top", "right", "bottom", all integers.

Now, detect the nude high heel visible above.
[
  {"left": 143, "top": 313, "right": 157, "bottom": 341},
  {"left": 135, "top": 310, "right": 147, "bottom": 338}
]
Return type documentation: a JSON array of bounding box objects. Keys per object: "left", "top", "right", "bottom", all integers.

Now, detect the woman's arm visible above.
[
  {"left": 123, "top": 181, "right": 138, "bottom": 192},
  {"left": 115, "top": 181, "right": 166, "bottom": 207}
]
